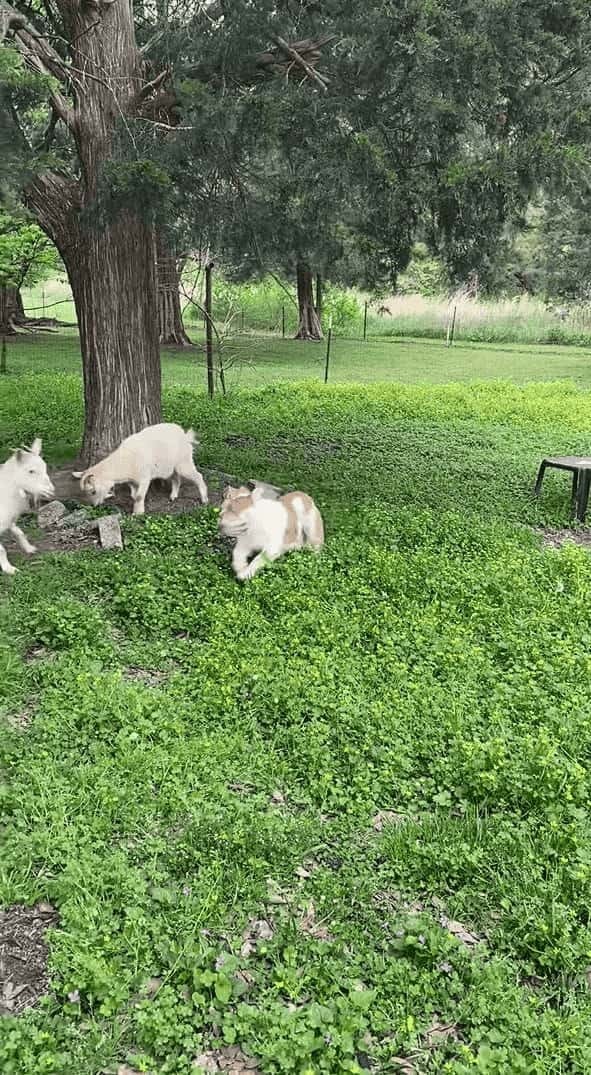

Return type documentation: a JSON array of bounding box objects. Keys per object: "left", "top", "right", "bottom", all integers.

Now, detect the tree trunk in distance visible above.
[{"left": 295, "top": 261, "right": 323, "bottom": 340}]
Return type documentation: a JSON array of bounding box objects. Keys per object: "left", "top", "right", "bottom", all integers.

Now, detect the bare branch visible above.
[{"left": 132, "top": 65, "right": 171, "bottom": 109}]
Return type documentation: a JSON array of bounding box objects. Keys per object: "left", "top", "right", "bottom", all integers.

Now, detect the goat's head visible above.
[
  {"left": 14, "top": 438, "right": 55, "bottom": 501},
  {"left": 72, "top": 467, "right": 114, "bottom": 507}
]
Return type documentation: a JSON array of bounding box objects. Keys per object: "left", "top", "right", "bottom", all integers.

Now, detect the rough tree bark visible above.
[
  {"left": 295, "top": 261, "right": 323, "bottom": 341},
  {"left": 0, "top": 285, "right": 25, "bottom": 333},
  {"left": 156, "top": 236, "right": 191, "bottom": 346},
  {"left": 315, "top": 273, "right": 323, "bottom": 320},
  {"left": 2, "top": 0, "right": 162, "bottom": 464}
]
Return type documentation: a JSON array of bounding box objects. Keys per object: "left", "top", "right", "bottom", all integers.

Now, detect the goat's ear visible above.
[
  {"left": 30, "top": 437, "right": 42, "bottom": 455},
  {"left": 15, "top": 449, "right": 24, "bottom": 463},
  {"left": 72, "top": 470, "right": 84, "bottom": 479}
]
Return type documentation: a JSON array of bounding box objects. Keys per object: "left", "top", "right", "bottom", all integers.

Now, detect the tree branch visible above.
[
  {"left": 132, "top": 65, "right": 170, "bottom": 108},
  {"left": 0, "top": 0, "right": 77, "bottom": 131},
  {"left": 256, "top": 33, "right": 337, "bottom": 89},
  {"left": 24, "top": 171, "right": 81, "bottom": 253}
]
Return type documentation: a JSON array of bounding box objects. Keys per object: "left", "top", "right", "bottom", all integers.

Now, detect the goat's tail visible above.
[{"left": 185, "top": 428, "right": 199, "bottom": 449}]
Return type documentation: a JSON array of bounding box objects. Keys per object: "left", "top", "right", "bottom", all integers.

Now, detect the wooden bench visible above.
[{"left": 534, "top": 456, "right": 591, "bottom": 523}]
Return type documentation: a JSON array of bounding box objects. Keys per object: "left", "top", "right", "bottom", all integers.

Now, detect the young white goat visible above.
[
  {"left": 73, "top": 423, "right": 208, "bottom": 515},
  {"left": 219, "top": 484, "right": 324, "bottom": 580},
  {"left": 0, "top": 438, "right": 55, "bottom": 575}
]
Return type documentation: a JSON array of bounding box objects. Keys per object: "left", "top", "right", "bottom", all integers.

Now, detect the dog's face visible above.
[{"left": 219, "top": 485, "right": 261, "bottom": 537}]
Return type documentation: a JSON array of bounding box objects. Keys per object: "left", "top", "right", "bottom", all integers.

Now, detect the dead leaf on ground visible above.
[
  {"left": 391, "top": 1057, "right": 419, "bottom": 1074},
  {"left": 240, "top": 918, "right": 274, "bottom": 957},
  {"left": 269, "top": 790, "right": 286, "bottom": 806},
  {"left": 371, "top": 810, "right": 407, "bottom": 832},
  {"left": 265, "top": 878, "right": 288, "bottom": 905},
  {"left": 117, "top": 1067, "right": 145, "bottom": 1075},
  {"left": 192, "top": 1045, "right": 260, "bottom": 1072},
  {"left": 142, "top": 976, "right": 162, "bottom": 996},
  {"left": 423, "top": 1019, "right": 460, "bottom": 1047},
  {"left": 439, "top": 915, "right": 482, "bottom": 948},
  {"left": 298, "top": 900, "right": 332, "bottom": 941},
  {"left": 373, "top": 891, "right": 425, "bottom": 915}
]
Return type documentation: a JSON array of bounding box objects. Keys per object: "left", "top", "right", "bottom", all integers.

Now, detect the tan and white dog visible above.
[{"left": 219, "top": 485, "right": 324, "bottom": 580}]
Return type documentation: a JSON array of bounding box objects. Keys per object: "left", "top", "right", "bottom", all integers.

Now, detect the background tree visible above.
[
  {"left": 0, "top": 210, "right": 58, "bottom": 333},
  {"left": 0, "top": 1, "right": 166, "bottom": 461}
]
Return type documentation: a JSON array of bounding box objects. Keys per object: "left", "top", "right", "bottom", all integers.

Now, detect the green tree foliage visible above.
[{"left": 0, "top": 210, "right": 58, "bottom": 290}]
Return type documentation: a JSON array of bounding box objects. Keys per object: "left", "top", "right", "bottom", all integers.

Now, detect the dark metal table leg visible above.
[
  {"left": 534, "top": 461, "right": 548, "bottom": 496},
  {"left": 570, "top": 470, "right": 580, "bottom": 519},
  {"left": 577, "top": 470, "right": 591, "bottom": 523}
]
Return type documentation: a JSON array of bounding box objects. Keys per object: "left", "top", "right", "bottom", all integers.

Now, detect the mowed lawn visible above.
[
  {"left": 2, "top": 348, "right": 591, "bottom": 1072},
  {"left": 4, "top": 327, "right": 591, "bottom": 389}
]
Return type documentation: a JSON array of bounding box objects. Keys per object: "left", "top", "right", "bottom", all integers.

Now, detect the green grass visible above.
[
  {"left": 5, "top": 329, "right": 591, "bottom": 391},
  {"left": 3, "top": 354, "right": 591, "bottom": 1072}
]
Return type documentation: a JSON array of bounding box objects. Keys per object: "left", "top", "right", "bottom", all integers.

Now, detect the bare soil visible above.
[
  {"left": 536, "top": 526, "right": 591, "bottom": 550},
  {"left": 0, "top": 902, "right": 59, "bottom": 1016},
  {"left": 4, "top": 465, "right": 252, "bottom": 559}
]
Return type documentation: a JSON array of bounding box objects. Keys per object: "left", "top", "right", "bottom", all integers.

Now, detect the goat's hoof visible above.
[
  {"left": 25, "top": 544, "right": 37, "bottom": 555},
  {"left": 3, "top": 565, "right": 17, "bottom": 576}
]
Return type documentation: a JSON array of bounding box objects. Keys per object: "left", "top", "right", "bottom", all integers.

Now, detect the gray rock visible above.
[
  {"left": 37, "top": 501, "right": 67, "bottom": 528},
  {"left": 98, "top": 515, "right": 123, "bottom": 550},
  {"left": 57, "top": 509, "right": 92, "bottom": 530}
]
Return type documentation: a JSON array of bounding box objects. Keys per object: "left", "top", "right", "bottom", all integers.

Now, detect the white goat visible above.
[
  {"left": 73, "top": 423, "right": 208, "bottom": 515},
  {"left": 0, "top": 438, "right": 55, "bottom": 575}
]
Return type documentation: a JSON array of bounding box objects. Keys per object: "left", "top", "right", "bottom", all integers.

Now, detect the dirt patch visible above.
[
  {"left": 224, "top": 434, "right": 257, "bottom": 450},
  {"left": 268, "top": 434, "right": 341, "bottom": 462},
  {"left": 51, "top": 465, "right": 215, "bottom": 517},
  {"left": 5, "top": 465, "right": 280, "bottom": 562},
  {"left": 5, "top": 698, "right": 36, "bottom": 730},
  {"left": 0, "top": 902, "right": 59, "bottom": 1016},
  {"left": 536, "top": 526, "right": 591, "bottom": 550},
  {"left": 192, "top": 1046, "right": 260, "bottom": 1072},
  {"left": 124, "top": 666, "right": 169, "bottom": 688}
]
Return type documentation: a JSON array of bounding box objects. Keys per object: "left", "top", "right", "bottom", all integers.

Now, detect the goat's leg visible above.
[
  {"left": 177, "top": 459, "right": 208, "bottom": 504},
  {"left": 10, "top": 523, "right": 36, "bottom": 555},
  {"left": 170, "top": 474, "right": 181, "bottom": 502},
  {"left": 0, "top": 542, "right": 16, "bottom": 575},
  {"left": 132, "top": 479, "right": 151, "bottom": 515}
]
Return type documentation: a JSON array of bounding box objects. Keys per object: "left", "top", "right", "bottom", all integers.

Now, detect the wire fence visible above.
[{"left": 3, "top": 284, "right": 591, "bottom": 392}]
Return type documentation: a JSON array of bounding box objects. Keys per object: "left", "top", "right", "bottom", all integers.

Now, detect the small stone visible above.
[
  {"left": 371, "top": 810, "right": 406, "bottom": 832},
  {"left": 57, "top": 509, "right": 92, "bottom": 530},
  {"left": 37, "top": 501, "right": 67, "bottom": 528},
  {"left": 98, "top": 515, "right": 123, "bottom": 550},
  {"left": 192, "top": 1055, "right": 219, "bottom": 1072},
  {"left": 35, "top": 901, "right": 56, "bottom": 915}
]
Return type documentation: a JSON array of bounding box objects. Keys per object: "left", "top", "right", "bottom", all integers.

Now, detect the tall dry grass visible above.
[{"left": 368, "top": 293, "right": 591, "bottom": 346}]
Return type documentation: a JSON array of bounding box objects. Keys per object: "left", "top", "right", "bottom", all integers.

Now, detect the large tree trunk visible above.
[
  {"left": 10, "top": 0, "right": 162, "bottom": 465},
  {"left": 295, "top": 261, "right": 323, "bottom": 340},
  {"left": 0, "top": 285, "right": 24, "bottom": 333},
  {"left": 28, "top": 173, "right": 161, "bottom": 463},
  {"left": 156, "top": 237, "right": 191, "bottom": 346}
]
